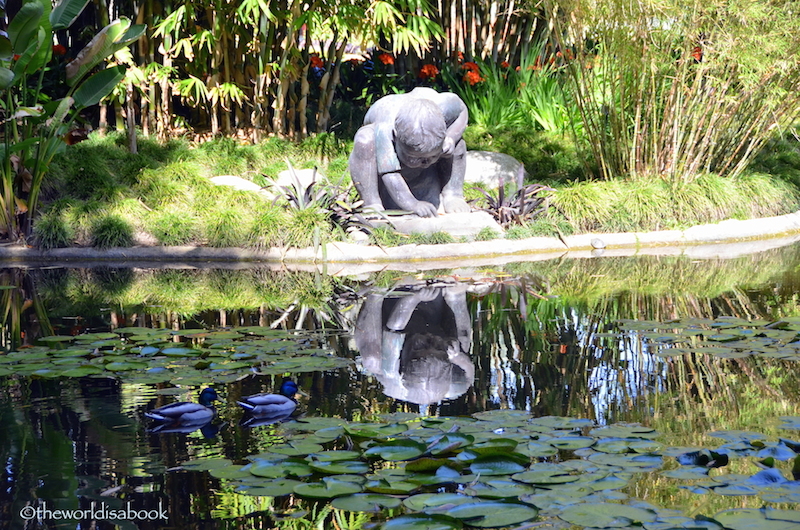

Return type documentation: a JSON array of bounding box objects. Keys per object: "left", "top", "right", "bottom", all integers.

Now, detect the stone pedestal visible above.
[{"left": 384, "top": 211, "right": 503, "bottom": 240}]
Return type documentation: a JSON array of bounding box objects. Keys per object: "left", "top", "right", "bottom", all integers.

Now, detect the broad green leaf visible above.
[
  {"left": 469, "top": 455, "right": 527, "bottom": 475},
  {"left": 237, "top": 478, "right": 300, "bottom": 496},
  {"left": 364, "top": 440, "right": 427, "bottom": 461},
  {"left": 0, "top": 36, "right": 12, "bottom": 60},
  {"left": 8, "top": 1, "right": 43, "bottom": 53},
  {"left": 713, "top": 508, "right": 800, "bottom": 530},
  {"left": 50, "top": 0, "right": 90, "bottom": 29},
  {"left": 0, "top": 67, "right": 15, "bottom": 89},
  {"left": 403, "top": 493, "right": 475, "bottom": 512},
  {"left": 293, "top": 476, "right": 363, "bottom": 498},
  {"left": 463, "top": 479, "right": 535, "bottom": 498},
  {"left": 381, "top": 514, "right": 463, "bottom": 530},
  {"left": 442, "top": 501, "right": 539, "bottom": 528},
  {"left": 73, "top": 65, "right": 125, "bottom": 108},
  {"left": 181, "top": 458, "right": 232, "bottom": 471},
  {"left": 559, "top": 503, "right": 658, "bottom": 527},
  {"left": 66, "top": 18, "right": 143, "bottom": 85},
  {"left": 308, "top": 460, "right": 370, "bottom": 475},
  {"left": 331, "top": 494, "right": 403, "bottom": 512}
]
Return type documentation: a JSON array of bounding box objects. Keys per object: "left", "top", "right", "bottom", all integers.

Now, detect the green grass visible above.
[{"left": 35, "top": 127, "right": 800, "bottom": 251}]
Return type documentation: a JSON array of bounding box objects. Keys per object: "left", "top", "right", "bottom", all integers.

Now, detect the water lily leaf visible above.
[
  {"left": 307, "top": 450, "right": 362, "bottom": 462},
  {"left": 441, "top": 501, "right": 538, "bottom": 528},
  {"left": 308, "top": 460, "right": 371, "bottom": 475},
  {"left": 588, "top": 453, "right": 663, "bottom": 471},
  {"left": 661, "top": 467, "right": 711, "bottom": 479},
  {"left": 427, "top": 433, "right": 474, "bottom": 455},
  {"left": 346, "top": 423, "right": 408, "bottom": 438},
  {"left": 463, "top": 479, "right": 535, "bottom": 498},
  {"left": 470, "top": 438, "right": 518, "bottom": 456},
  {"left": 105, "top": 361, "right": 148, "bottom": 371},
  {"left": 364, "top": 439, "right": 427, "bottom": 461},
  {"left": 559, "top": 502, "right": 658, "bottom": 527},
  {"left": 209, "top": 466, "right": 253, "bottom": 479},
  {"left": 517, "top": 441, "right": 558, "bottom": 457},
  {"left": 294, "top": 476, "right": 363, "bottom": 498},
  {"left": 269, "top": 441, "right": 324, "bottom": 456},
  {"left": 331, "top": 493, "right": 403, "bottom": 512},
  {"left": 381, "top": 514, "right": 463, "bottom": 530},
  {"left": 39, "top": 335, "right": 75, "bottom": 342},
  {"left": 642, "top": 516, "right": 723, "bottom": 529},
  {"left": 365, "top": 479, "right": 418, "bottom": 494},
  {"left": 548, "top": 436, "right": 596, "bottom": 450},
  {"left": 713, "top": 508, "right": 800, "bottom": 530},
  {"left": 161, "top": 347, "right": 199, "bottom": 356},
  {"left": 406, "top": 458, "right": 456, "bottom": 473},
  {"left": 469, "top": 455, "right": 527, "bottom": 475},
  {"left": 594, "top": 438, "right": 662, "bottom": 454},
  {"left": 512, "top": 465, "right": 578, "bottom": 485},
  {"left": 757, "top": 443, "right": 798, "bottom": 461},
  {"left": 472, "top": 410, "right": 531, "bottom": 422},
  {"left": 708, "top": 430, "right": 767, "bottom": 442},
  {"left": 181, "top": 458, "right": 232, "bottom": 471},
  {"left": 590, "top": 424, "right": 659, "bottom": 439},
  {"left": 780, "top": 417, "right": 800, "bottom": 430},
  {"left": 249, "top": 460, "right": 290, "bottom": 478},
  {"left": 238, "top": 478, "right": 300, "bottom": 496},
  {"left": 403, "top": 493, "right": 475, "bottom": 512},
  {"left": 746, "top": 468, "right": 787, "bottom": 486},
  {"left": 530, "top": 416, "right": 594, "bottom": 430},
  {"left": 61, "top": 366, "right": 105, "bottom": 377}
]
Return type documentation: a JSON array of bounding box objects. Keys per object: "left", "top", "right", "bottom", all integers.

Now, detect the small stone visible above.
[{"left": 591, "top": 238, "right": 606, "bottom": 249}]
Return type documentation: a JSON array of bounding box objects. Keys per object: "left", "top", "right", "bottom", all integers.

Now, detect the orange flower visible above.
[
  {"left": 500, "top": 61, "right": 509, "bottom": 68},
  {"left": 52, "top": 44, "right": 67, "bottom": 56},
  {"left": 377, "top": 53, "right": 394, "bottom": 65},
  {"left": 12, "top": 54, "right": 20, "bottom": 61},
  {"left": 461, "top": 61, "right": 480, "bottom": 72},
  {"left": 463, "top": 70, "right": 483, "bottom": 85},
  {"left": 455, "top": 51, "right": 464, "bottom": 63},
  {"left": 691, "top": 46, "right": 703, "bottom": 62},
  {"left": 565, "top": 49, "right": 574, "bottom": 61},
  {"left": 418, "top": 63, "right": 439, "bottom": 80},
  {"left": 310, "top": 54, "right": 324, "bottom": 68}
]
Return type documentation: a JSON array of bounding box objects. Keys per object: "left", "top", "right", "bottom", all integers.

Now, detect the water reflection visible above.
[
  {"left": 3, "top": 245, "right": 800, "bottom": 528},
  {"left": 355, "top": 282, "right": 474, "bottom": 409}
]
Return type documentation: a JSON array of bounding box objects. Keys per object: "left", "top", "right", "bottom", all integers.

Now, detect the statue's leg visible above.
[
  {"left": 349, "top": 125, "right": 383, "bottom": 211},
  {"left": 438, "top": 138, "right": 470, "bottom": 213}
]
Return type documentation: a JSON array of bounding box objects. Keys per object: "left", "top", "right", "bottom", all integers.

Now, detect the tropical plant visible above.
[
  {"left": 547, "top": 0, "right": 800, "bottom": 183},
  {"left": 471, "top": 166, "right": 553, "bottom": 227},
  {"left": 0, "top": 0, "right": 144, "bottom": 243}
]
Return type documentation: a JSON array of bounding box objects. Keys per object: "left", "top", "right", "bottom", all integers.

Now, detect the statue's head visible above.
[{"left": 393, "top": 99, "right": 447, "bottom": 168}]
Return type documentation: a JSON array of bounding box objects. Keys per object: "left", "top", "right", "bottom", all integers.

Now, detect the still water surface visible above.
[{"left": 4, "top": 244, "right": 800, "bottom": 529}]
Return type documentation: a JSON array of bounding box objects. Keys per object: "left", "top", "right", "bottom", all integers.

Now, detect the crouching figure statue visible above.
[{"left": 349, "top": 87, "right": 471, "bottom": 217}]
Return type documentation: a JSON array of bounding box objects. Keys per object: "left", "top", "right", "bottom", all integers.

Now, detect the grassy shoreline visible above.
[{"left": 35, "top": 129, "right": 800, "bottom": 250}]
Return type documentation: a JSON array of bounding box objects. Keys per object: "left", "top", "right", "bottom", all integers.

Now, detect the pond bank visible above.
[{"left": 2, "top": 210, "right": 800, "bottom": 273}]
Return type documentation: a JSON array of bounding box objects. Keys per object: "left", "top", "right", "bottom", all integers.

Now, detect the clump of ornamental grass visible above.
[
  {"left": 34, "top": 210, "right": 74, "bottom": 249},
  {"left": 548, "top": 0, "right": 800, "bottom": 183},
  {"left": 148, "top": 209, "right": 202, "bottom": 246},
  {"left": 90, "top": 214, "right": 135, "bottom": 249}
]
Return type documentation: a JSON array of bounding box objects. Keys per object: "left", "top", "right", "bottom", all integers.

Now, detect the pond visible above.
[{"left": 4, "top": 242, "right": 800, "bottom": 530}]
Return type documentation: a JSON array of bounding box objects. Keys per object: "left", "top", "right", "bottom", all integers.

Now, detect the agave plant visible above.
[
  {"left": 471, "top": 168, "right": 554, "bottom": 228},
  {"left": 0, "top": 0, "right": 145, "bottom": 243}
]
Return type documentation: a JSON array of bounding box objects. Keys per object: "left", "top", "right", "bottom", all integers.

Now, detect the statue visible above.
[
  {"left": 349, "top": 87, "right": 471, "bottom": 217},
  {"left": 354, "top": 283, "right": 474, "bottom": 407}
]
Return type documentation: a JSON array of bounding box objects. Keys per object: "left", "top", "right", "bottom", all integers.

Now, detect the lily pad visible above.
[
  {"left": 331, "top": 494, "right": 403, "bottom": 512},
  {"left": 403, "top": 493, "right": 475, "bottom": 512},
  {"left": 559, "top": 502, "right": 658, "bottom": 527},
  {"left": 364, "top": 440, "right": 427, "bottom": 461},
  {"left": 308, "top": 460, "right": 371, "bottom": 475},
  {"left": 237, "top": 478, "right": 300, "bottom": 496},
  {"left": 713, "top": 508, "right": 800, "bottom": 530},
  {"left": 381, "top": 514, "right": 463, "bottom": 530},
  {"left": 469, "top": 455, "right": 527, "bottom": 475},
  {"left": 293, "top": 476, "right": 363, "bottom": 498},
  {"left": 441, "top": 501, "right": 539, "bottom": 528}
]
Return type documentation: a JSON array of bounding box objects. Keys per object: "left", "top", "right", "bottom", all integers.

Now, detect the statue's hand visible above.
[
  {"left": 412, "top": 201, "right": 439, "bottom": 217},
  {"left": 441, "top": 137, "right": 455, "bottom": 157},
  {"left": 443, "top": 196, "right": 470, "bottom": 213}
]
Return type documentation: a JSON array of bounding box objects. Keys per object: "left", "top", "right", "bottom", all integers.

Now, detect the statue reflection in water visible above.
[{"left": 355, "top": 283, "right": 474, "bottom": 409}]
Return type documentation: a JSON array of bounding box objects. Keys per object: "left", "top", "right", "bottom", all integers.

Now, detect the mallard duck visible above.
[
  {"left": 237, "top": 378, "right": 298, "bottom": 416},
  {"left": 145, "top": 387, "right": 219, "bottom": 427}
]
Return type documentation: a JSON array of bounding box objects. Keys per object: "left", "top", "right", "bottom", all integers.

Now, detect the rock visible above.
[
  {"left": 385, "top": 211, "right": 503, "bottom": 241},
  {"left": 465, "top": 151, "right": 527, "bottom": 190},
  {"left": 272, "top": 168, "right": 325, "bottom": 191},
  {"left": 209, "top": 175, "right": 269, "bottom": 196}
]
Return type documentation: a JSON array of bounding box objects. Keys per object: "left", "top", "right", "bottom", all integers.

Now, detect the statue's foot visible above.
[{"left": 443, "top": 196, "right": 471, "bottom": 214}]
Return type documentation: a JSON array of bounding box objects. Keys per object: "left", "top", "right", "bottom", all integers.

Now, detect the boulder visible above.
[
  {"left": 209, "top": 175, "right": 269, "bottom": 196},
  {"left": 384, "top": 211, "right": 503, "bottom": 241},
  {"left": 465, "top": 150, "right": 527, "bottom": 190}
]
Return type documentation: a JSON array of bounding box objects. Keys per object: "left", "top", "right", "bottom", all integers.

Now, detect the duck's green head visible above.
[{"left": 199, "top": 387, "right": 220, "bottom": 407}]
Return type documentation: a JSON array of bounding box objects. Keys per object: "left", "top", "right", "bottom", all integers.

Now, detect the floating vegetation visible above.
[
  {"left": 617, "top": 316, "right": 800, "bottom": 361},
  {"left": 0, "top": 326, "right": 350, "bottom": 384},
  {"left": 179, "top": 410, "right": 800, "bottom": 529}
]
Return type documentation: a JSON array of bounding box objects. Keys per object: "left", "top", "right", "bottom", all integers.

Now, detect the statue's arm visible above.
[
  {"left": 440, "top": 94, "right": 468, "bottom": 156},
  {"left": 381, "top": 172, "right": 438, "bottom": 217}
]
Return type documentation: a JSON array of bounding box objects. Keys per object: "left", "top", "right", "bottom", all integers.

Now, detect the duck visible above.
[
  {"left": 145, "top": 387, "right": 219, "bottom": 428},
  {"left": 237, "top": 378, "right": 298, "bottom": 417}
]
